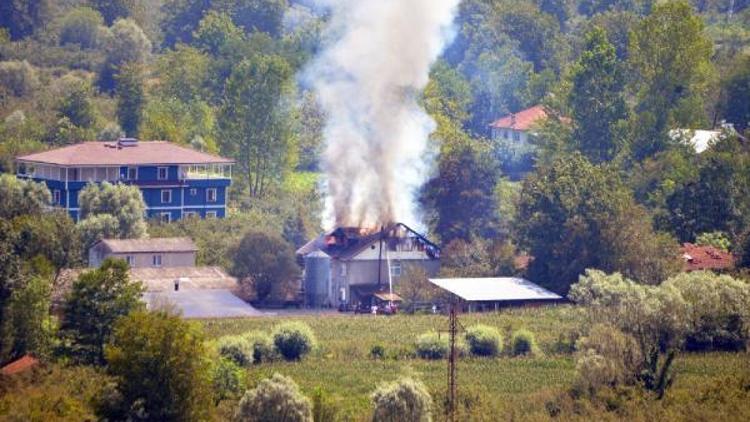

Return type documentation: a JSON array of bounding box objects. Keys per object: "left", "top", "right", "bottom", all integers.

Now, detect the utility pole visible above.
[{"left": 446, "top": 300, "right": 460, "bottom": 422}]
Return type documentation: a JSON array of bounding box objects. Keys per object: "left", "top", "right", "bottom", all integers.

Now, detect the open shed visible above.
[{"left": 429, "top": 277, "right": 564, "bottom": 312}]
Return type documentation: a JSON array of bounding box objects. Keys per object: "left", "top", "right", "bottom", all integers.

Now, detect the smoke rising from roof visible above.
[{"left": 305, "top": 0, "right": 459, "bottom": 229}]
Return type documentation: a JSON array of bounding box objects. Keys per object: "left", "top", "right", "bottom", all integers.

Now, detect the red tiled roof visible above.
[
  {"left": 681, "top": 243, "right": 735, "bottom": 272},
  {"left": 490, "top": 105, "right": 548, "bottom": 131},
  {"left": 0, "top": 355, "right": 39, "bottom": 376},
  {"left": 17, "top": 141, "right": 233, "bottom": 166}
]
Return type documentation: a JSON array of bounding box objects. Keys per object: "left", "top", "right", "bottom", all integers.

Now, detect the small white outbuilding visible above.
[{"left": 429, "top": 277, "right": 564, "bottom": 312}]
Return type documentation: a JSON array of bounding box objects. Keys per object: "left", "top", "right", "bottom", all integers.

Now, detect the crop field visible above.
[{"left": 200, "top": 306, "right": 750, "bottom": 420}]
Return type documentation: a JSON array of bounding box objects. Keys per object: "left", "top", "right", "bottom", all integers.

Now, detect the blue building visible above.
[{"left": 16, "top": 139, "right": 233, "bottom": 221}]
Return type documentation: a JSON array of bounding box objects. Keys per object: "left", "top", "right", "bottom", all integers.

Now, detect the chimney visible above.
[
  {"left": 510, "top": 114, "right": 516, "bottom": 127},
  {"left": 117, "top": 137, "right": 139, "bottom": 147}
]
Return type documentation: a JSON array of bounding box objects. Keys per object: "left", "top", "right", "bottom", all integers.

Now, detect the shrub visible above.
[
  {"left": 695, "top": 231, "right": 731, "bottom": 252},
  {"left": 415, "top": 332, "right": 448, "bottom": 359},
  {"left": 213, "top": 357, "right": 246, "bottom": 403},
  {"left": 370, "top": 344, "right": 386, "bottom": 359},
  {"left": 0, "top": 60, "right": 39, "bottom": 97},
  {"left": 465, "top": 325, "right": 502, "bottom": 357},
  {"left": 217, "top": 336, "right": 254, "bottom": 367},
  {"left": 235, "top": 373, "right": 313, "bottom": 422},
  {"left": 371, "top": 377, "right": 433, "bottom": 422},
  {"left": 272, "top": 322, "right": 317, "bottom": 361},
  {"left": 243, "top": 331, "right": 276, "bottom": 363},
  {"left": 511, "top": 329, "right": 537, "bottom": 356},
  {"left": 573, "top": 324, "right": 643, "bottom": 397},
  {"left": 59, "top": 7, "right": 104, "bottom": 49}
]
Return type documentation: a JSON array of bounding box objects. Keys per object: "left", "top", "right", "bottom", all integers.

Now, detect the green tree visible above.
[
  {"left": 161, "top": 0, "right": 212, "bottom": 48},
  {"left": 235, "top": 373, "right": 313, "bottom": 422},
  {"left": 568, "top": 27, "right": 629, "bottom": 163},
  {"left": 0, "top": 60, "right": 40, "bottom": 97},
  {"left": 217, "top": 0, "right": 288, "bottom": 38},
  {"left": 154, "top": 45, "right": 210, "bottom": 102},
  {"left": 7, "top": 260, "right": 55, "bottom": 361},
  {"left": 99, "top": 18, "right": 151, "bottom": 92},
  {"left": 0, "top": 174, "right": 50, "bottom": 219},
  {"left": 0, "top": 0, "right": 52, "bottom": 40},
  {"left": 628, "top": 0, "right": 714, "bottom": 160},
  {"left": 423, "top": 137, "right": 500, "bottom": 243},
  {"left": 91, "top": 0, "right": 140, "bottom": 25},
  {"left": 56, "top": 75, "right": 97, "bottom": 129},
  {"left": 12, "top": 211, "right": 82, "bottom": 277},
  {"left": 58, "top": 7, "right": 105, "bottom": 49},
  {"left": 115, "top": 63, "right": 145, "bottom": 137},
  {"left": 0, "top": 222, "right": 23, "bottom": 363},
  {"left": 193, "top": 10, "right": 245, "bottom": 56},
  {"left": 61, "top": 258, "right": 144, "bottom": 365},
  {"left": 78, "top": 181, "right": 148, "bottom": 246},
  {"left": 517, "top": 154, "right": 679, "bottom": 293},
  {"left": 100, "top": 310, "right": 213, "bottom": 421},
  {"left": 231, "top": 231, "right": 300, "bottom": 302},
  {"left": 720, "top": 55, "right": 750, "bottom": 131},
  {"left": 219, "top": 54, "right": 295, "bottom": 197},
  {"left": 371, "top": 378, "right": 433, "bottom": 422}
]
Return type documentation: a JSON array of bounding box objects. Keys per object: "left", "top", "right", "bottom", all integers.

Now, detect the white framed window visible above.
[
  {"left": 152, "top": 255, "right": 162, "bottom": 267},
  {"left": 158, "top": 167, "right": 169, "bottom": 180},
  {"left": 206, "top": 188, "right": 217, "bottom": 202},
  {"left": 190, "top": 188, "right": 197, "bottom": 196},
  {"left": 125, "top": 255, "right": 134, "bottom": 266},
  {"left": 126, "top": 167, "right": 137, "bottom": 180},
  {"left": 504, "top": 130, "right": 509, "bottom": 139},
  {"left": 206, "top": 210, "right": 217, "bottom": 218},
  {"left": 389, "top": 260, "right": 402, "bottom": 277},
  {"left": 512, "top": 131, "right": 521, "bottom": 142},
  {"left": 340, "top": 263, "right": 347, "bottom": 277},
  {"left": 161, "top": 189, "right": 172, "bottom": 204},
  {"left": 159, "top": 212, "right": 171, "bottom": 223},
  {"left": 53, "top": 190, "right": 61, "bottom": 205}
]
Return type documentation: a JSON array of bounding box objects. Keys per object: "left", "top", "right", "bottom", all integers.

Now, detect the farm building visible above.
[
  {"left": 296, "top": 223, "right": 440, "bottom": 308},
  {"left": 681, "top": 243, "right": 735, "bottom": 272},
  {"left": 88, "top": 237, "right": 198, "bottom": 268},
  {"left": 429, "top": 277, "right": 563, "bottom": 312}
]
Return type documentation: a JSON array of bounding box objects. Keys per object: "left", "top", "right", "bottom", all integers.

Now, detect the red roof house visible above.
[
  {"left": 490, "top": 105, "right": 549, "bottom": 131},
  {"left": 681, "top": 243, "right": 735, "bottom": 272},
  {"left": 0, "top": 355, "right": 39, "bottom": 376}
]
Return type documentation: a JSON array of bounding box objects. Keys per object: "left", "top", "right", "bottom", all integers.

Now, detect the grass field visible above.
[
  {"left": 200, "top": 306, "right": 750, "bottom": 420},
  {"left": 2, "top": 305, "right": 749, "bottom": 421}
]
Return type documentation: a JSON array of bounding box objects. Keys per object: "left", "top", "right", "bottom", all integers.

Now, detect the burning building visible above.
[{"left": 296, "top": 223, "right": 440, "bottom": 308}]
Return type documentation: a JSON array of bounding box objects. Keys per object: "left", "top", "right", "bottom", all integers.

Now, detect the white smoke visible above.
[{"left": 304, "top": 0, "right": 460, "bottom": 229}]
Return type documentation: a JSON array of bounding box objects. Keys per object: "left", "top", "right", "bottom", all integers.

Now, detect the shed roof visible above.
[
  {"left": 0, "top": 355, "right": 39, "bottom": 376},
  {"left": 17, "top": 141, "right": 233, "bottom": 166},
  {"left": 429, "top": 277, "right": 563, "bottom": 302},
  {"left": 96, "top": 237, "right": 198, "bottom": 254},
  {"left": 681, "top": 243, "right": 735, "bottom": 272}
]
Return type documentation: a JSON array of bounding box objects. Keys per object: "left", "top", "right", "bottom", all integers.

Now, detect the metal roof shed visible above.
[{"left": 429, "top": 277, "right": 564, "bottom": 311}]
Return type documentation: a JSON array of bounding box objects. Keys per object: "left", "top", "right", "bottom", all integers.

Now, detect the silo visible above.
[{"left": 304, "top": 251, "right": 331, "bottom": 307}]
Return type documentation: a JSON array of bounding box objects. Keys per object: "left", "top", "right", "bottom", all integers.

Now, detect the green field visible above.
[
  {"left": 201, "top": 306, "right": 750, "bottom": 420},
  {"left": 2, "top": 306, "right": 749, "bottom": 421}
]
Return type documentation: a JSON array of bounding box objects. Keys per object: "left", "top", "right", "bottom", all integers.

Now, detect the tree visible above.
[
  {"left": 99, "top": 18, "right": 151, "bottom": 92},
  {"left": 115, "top": 63, "right": 145, "bottom": 137},
  {"left": 570, "top": 270, "right": 690, "bottom": 399},
  {"left": 219, "top": 54, "right": 295, "bottom": 197},
  {"left": 231, "top": 231, "right": 300, "bottom": 302},
  {"left": 396, "top": 266, "right": 438, "bottom": 310},
  {"left": 78, "top": 181, "right": 148, "bottom": 246},
  {"left": 100, "top": 310, "right": 213, "bottom": 421},
  {"left": 720, "top": 55, "right": 750, "bottom": 132},
  {"left": 516, "top": 154, "right": 679, "bottom": 293},
  {"left": 0, "top": 174, "right": 50, "bottom": 219},
  {"left": 56, "top": 75, "right": 97, "bottom": 129},
  {"left": 217, "top": 0, "right": 288, "bottom": 38},
  {"left": 0, "top": 0, "right": 52, "bottom": 40},
  {"left": 161, "top": 0, "right": 212, "bottom": 48},
  {"left": 61, "top": 258, "right": 144, "bottom": 365},
  {"left": 154, "top": 45, "right": 211, "bottom": 103},
  {"left": 193, "top": 11, "right": 245, "bottom": 56},
  {"left": 235, "top": 373, "right": 313, "bottom": 422},
  {"left": 0, "top": 222, "right": 23, "bottom": 363},
  {"left": 0, "top": 60, "right": 40, "bottom": 97},
  {"left": 12, "top": 211, "right": 82, "bottom": 276},
  {"left": 422, "top": 137, "right": 500, "bottom": 243},
  {"left": 7, "top": 261, "right": 55, "bottom": 362},
  {"left": 568, "top": 27, "right": 629, "bottom": 163},
  {"left": 58, "top": 7, "right": 105, "bottom": 49},
  {"left": 628, "top": 0, "right": 714, "bottom": 160},
  {"left": 371, "top": 378, "right": 433, "bottom": 422},
  {"left": 91, "top": 0, "right": 140, "bottom": 25}
]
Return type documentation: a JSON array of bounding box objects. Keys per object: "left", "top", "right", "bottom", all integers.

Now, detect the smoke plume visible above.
[{"left": 305, "top": 0, "right": 459, "bottom": 229}]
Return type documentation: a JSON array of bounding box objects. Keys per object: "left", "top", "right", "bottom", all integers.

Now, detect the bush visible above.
[
  {"left": 465, "top": 325, "right": 502, "bottom": 357},
  {"left": 0, "top": 60, "right": 39, "bottom": 97},
  {"left": 217, "top": 336, "right": 254, "bottom": 367},
  {"left": 371, "top": 378, "right": 433, "bottom": 422},
  {"left": 415, "top": 332, "right": 448, "bottom": 359},
  {"left": 59, "top": 7, "right": 104, "bottom": 49},
  {"left": 695, "top": 231, "right": 731, "bottom": 252},
  {"left": 235, "top": 373, "right": 312, "bottom": 422},
  {"left": 243, "top": 331, "right": 276, "bottom": 363},
  {"left": 213, "top": 357, "right": 246, "bottom": 403},
  {"left": 511, "top": 329, "right": 537, "bottom": 356},
  {"left": 573, "top": 324, "right": 643, "bottom": 397},
  {"left": 272, "top": 322, "right": 317, "bottom": 361}
]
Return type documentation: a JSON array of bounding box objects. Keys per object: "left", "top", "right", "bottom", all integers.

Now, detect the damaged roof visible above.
[{"left": 296, "top": 223, "right": 439, "bottom": 260}]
